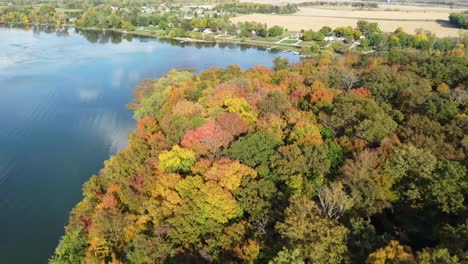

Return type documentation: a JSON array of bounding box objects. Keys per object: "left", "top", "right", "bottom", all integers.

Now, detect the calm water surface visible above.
[{"left": 0, "top": 25, "right": 299, "bottom": 263}]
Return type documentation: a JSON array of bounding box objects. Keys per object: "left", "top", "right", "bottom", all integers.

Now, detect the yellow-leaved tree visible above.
[{"left": 158, "top": 145, "right": 196, "bottom": 173}]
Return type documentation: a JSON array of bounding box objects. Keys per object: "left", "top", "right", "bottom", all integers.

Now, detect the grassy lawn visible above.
[
  {"left": 188, "top": 31, "right": 204, "bottom": 38},
  {"left": 139, "top": 26, "right": 162, "bottom": 33},
  {"left": 252, "top": 36, "right": 283, "bottom": 42},
  {"left": 279, "top": 39, "right": 299, "bottom": 44},
  {"left": 253, "top": 31, "right": 292, "bottom": 42},
  {"left": 300, "top": 40, "right": 328, "bottom": 47}
]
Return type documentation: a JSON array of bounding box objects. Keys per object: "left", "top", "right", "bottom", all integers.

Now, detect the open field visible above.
[
  {"left": 294, "top": 7, "right": 462, "bottom": 20},
  {"left": 239, "top": 0, "right": 468, "bottom": 7},
  {"left": 231, "top": 6, "right": 466, "bottom": 37},
  {"left": 374, "top": 4, "right": 466, "bottom": 12}
]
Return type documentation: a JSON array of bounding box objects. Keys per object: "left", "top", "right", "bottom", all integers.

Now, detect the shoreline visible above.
[
  {"left": 104, "top": 27, "right": 307, "bottom": 54},
  {"left": 0, "top": 22, "right": 309, "bottom": 55}
]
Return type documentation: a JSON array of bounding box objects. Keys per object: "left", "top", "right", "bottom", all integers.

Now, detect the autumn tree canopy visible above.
[{"left": 51, "top": 48, "right": 467, "bottom": 264}]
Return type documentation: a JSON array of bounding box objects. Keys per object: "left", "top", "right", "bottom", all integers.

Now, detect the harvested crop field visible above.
[
  {"left": 294, "top": 7, "right": 458, "bottom": 20},
  {"left": 230, "top": 7, "right": 465, "bottom": 37}
]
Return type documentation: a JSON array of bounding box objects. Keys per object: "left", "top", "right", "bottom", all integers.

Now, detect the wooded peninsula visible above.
[{"left": 50, "top": 45, "right": 467, "bottom": 263}]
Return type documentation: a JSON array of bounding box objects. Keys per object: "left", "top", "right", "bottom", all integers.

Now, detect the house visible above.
[
  {"left": 194, "top": 8, "right": 205, "bottom": 15},
  {"left": 290, "top": 33, "right": 303, "bottom": 39},
  {"left": 324, "top": 36, "right": 336, "bottom": 41},
  {"left": 141, "top": 6, "right": 155, "bottom": 14},
  {"left": 180, "top": 7, "right": 191, "bottom": 13},
  {"left": 203, "top": 28, "right": 212, "bottom": 34},
  {"left": 158, "top": 5, "right": 170, "bottom": 13}
]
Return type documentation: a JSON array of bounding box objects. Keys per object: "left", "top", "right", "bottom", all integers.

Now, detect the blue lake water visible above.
[{"left": 0, "top": 25, "right": 299, "bottom": 263}]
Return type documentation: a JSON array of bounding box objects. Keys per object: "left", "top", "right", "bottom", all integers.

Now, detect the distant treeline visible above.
[
  {"left": 214, "top": 3, "right": 299, "bottom": 14},
  {"left": 0, "top": 4, "right": 60, "bottom": 24},
  {"left": 449, "top": 11, "right": 468, "bottom": 29},
  {"left": 299, "top": 1, "right": 379, "bottom": 8}
]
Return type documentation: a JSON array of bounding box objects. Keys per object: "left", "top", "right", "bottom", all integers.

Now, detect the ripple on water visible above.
[
  {"left": 20, "top": 84, "right": 60, "bottom": 124},
  {"left": 0, "top": 156, "right": 14, "bottom": 186}
]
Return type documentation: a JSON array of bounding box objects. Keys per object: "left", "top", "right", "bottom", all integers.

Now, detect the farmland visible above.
[{"left": 231, "top": 6, "right": 466, "bottom": 37}]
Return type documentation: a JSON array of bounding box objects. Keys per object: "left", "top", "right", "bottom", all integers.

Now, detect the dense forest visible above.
[{"left": 50, "top": 44, "right": 467, "bottom": 263}]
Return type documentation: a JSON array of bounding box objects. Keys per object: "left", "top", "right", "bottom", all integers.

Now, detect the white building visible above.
[
  {"left": 141, "top": 6, "right": 156, "bottom": 14},
  {"left": 290, "top": 33, "right": 303, "bottom": 39}
]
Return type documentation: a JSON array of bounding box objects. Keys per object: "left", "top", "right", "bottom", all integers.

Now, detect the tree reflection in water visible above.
[{"left": 0, "top": 24, "right": 284, "bottom": 55}]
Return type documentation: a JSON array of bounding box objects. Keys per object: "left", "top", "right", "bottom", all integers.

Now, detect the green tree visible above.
[
  {"left": 273, "top": 56, "right": 289, "bottom": 71},
  {"left": 39, "top": 4, "right": 56, "bottom": 17},
  {"left": 319, "top": 26, "right": 332, "bottom": 36},
  {"left": 334, "top": 26, "right": 354, "bottom": 41},
  {"left": 301, "top": 30, "right": 315, "bottom": 41},
  {"left": 276, "top": 196, "right": 349, "bottom": 264},
  {"left": 388, "top": 35, "right": 400, "bottom": 48},
  {"left": 259, "top": 90, "right": 291, "bottom": 115},
  {"left": 449, "top": 12, "right": 468, "bottom": 29},
  {"left": 233, "top": 177, "right": 277, "bottom": 223},
  {"left": 224, "top": 132, "right": 283, "bottom": 173},
  {"left": 269, "top": 248, "right": 305, "bottom": 264},
  {"left": 134, "top": 70, "right": 193, "bottom": 120},
  {"left": 439, "top": 224, "right": 468, "bottom": 253},
  {"left": 385, "top": 146, "right": 466, "bottom": 213},
  {"left": 347, "top": 217, "right": 384, "bottom": 263},
  {"left": 136, "top": 15, "right": 150, "bottom": 27},
  {"left": 268, "top": 25, "right": 284, "bottom": 37},
  {"left": 125, "top": 235, "right": 172, "bottom": 264},
  {"left": 416, "top": 248, "right": 460, "bottom": 264},
  {"left": 324, "top": 93, "right": 397, "bottom": 143},
  {"left": 357, "top": 20, "right": 380, "bottom": 36},
  {"left": 270, "top": 143, "right": 330, "bottom": 188},
  {"left": 341, "top": 150, "right": 396, "bottom": 216},
  {"left": 49, "top": 228, "right": 87, "bottom": 264},
  {"left": 368, "top": 31, "right": 387, "bottom": 49}
]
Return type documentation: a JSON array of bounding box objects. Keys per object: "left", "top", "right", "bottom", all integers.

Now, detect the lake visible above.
[{"left": 0, "top": 25, "right": 299, "bottom": 263}]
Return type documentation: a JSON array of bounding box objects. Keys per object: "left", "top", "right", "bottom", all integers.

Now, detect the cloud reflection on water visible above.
[
  {"left": 78, "top": 89, "right": 99, "bottom": 102},
  {"left": 90, "top": 111, "right": 134, "bottom": 154},
  {"left": 111, "top": 68, "right": 124, "bottom": 88}
]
